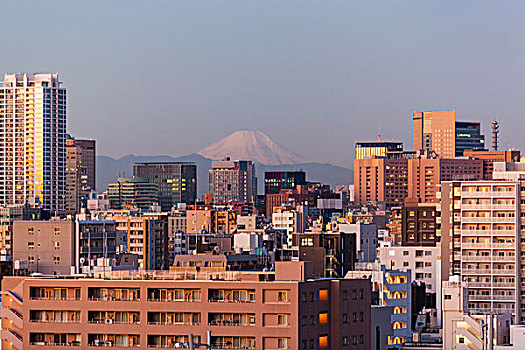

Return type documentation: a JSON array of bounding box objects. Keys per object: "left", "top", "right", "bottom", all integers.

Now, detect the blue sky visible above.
[{"left": 1, "top": 1, "right": 523, "bottom": 167}]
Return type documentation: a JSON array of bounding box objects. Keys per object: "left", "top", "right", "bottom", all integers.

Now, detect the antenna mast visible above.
[{"left": 491, "top": 120, "right": 499, "bottom": 151}]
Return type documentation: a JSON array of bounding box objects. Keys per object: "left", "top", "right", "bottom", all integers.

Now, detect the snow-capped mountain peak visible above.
[{"left": 198, "top": 130, "right": 305, "bottom": 165}]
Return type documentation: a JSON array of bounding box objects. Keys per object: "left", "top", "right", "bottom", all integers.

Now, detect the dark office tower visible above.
[
  {"left": 454, "top": 121, "right": 486, "bottom": 156},
  {"left": 133, "top": 162, "right": 197, "bottom": 211},
  {"left": 65, "top": 135, "right": 96, "bottom": 212},
  {"left": 264, "top": 171, "right": 306, "bottom": 195}
]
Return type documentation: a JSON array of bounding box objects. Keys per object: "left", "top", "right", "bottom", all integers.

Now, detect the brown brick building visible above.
[
  {"left": 0, "top": 262, "right": 371, "bottom": 349},
  {"left": 401, "top": 203, "right": 437, "bottom": 246}
]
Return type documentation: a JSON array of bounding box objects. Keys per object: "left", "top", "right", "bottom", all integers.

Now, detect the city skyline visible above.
[{"left": 0, "top": 1, "right": 523, "bottom": 168}]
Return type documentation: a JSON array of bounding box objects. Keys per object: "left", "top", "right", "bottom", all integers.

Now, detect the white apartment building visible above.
[
  {"left": 0, "top": 73, "right": 66, "bottom": 211},
  {"left": 442, "top": 280, "right": 511, "bottom": 349},
  {"left": 440, "top": 180, "right": 523, "bottom": 323}
]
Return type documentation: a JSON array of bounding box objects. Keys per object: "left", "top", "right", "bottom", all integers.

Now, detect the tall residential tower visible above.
[{"left": 0, "top": 73, "right": 66, "bottom": 211}]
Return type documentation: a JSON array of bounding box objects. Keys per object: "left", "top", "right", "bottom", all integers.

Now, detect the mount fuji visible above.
[{"left": 198, "top": 130, "right": 305, "bottom": 165}]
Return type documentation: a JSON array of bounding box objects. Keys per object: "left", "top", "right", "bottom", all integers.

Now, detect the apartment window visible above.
[
  {"left": 302, "top": 293, "right": 307, "bottom": 303},
  {"left": 310, "top": 292, "right": 315, "bottom": 302},
  {"left": 278, "top": 314, "right": 288, "bottom": 326},
  {"left": 54, "top": 256, "right": 60, "bottom": 264},
  {"left": 302, "top": 316, "right": 307, "bottom": 326},
  {"left": 301, "top": 238, "right": 314, "bottom": 246},
  {"left": 403, "top": 261, "right": 409, "bottom": 267},
  {"left": 310, "top": 315, "right": 314, "bottom": 325},
  {"left": 403, "top": 251, "right": 409, "bottom": 256},
  {"left": 278, "top": 338, "right": 288, "bottom": 349},
  {"left": 342, "top": 290, "right": 348, "bottom": 300},
  {"left": 319, "top": 312, "right": 328, "bottom": 325},
  {"left": 302, "top": 340, "right": 307, "bottom": 349},
  {"left": 54, "top": 241, "right": 60, "bottom": 249},
  {"left": 343, "top": 313, "right": 348, "bottom": 323},
  {"left": 28, "top": 227, "right": 34, "bottom": 234},
  {"left": 319, "top": 336, "right": 328, "bottom": 348},
  {"left": 359, "top": 312, "right": 364, "bottom": 321},
  {"left": 310, "top": 339, "right": 314, "bottom": 348},
  {"left": 359, "top": 335, "right": 364, "bottom": 344},
  {"left": 319, "top": 289, "right": 328, "bottom": 301},
  {"left": 425, "top": 251, "right": 432, "bottom": 256},
  {"left": 425, "top": 262, "right": 432, "bottom": 267},
  {"left": 343, "top": 336, "right": 348, "bottom": 346},
  {"left": 445, "top": 295, "right": 452, "bottom": 300},
  {"left": 278, "top": 291, "right": 288, "bottom": 302},
  {"left": 28, "top": 241, "right": 35, "bottom": 249}
]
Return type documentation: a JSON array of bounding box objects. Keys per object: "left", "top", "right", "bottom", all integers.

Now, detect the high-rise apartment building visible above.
[
  {"left": 209, "top": 158, "right": 256, "bottom": 203},
  {"left": 65, "top": 135, "right": 95, "bottom": 212},
  {"left": 264, "top": 171, "right": 306, "bottom": 195},
  {"left": 107, "top": 177, "right": 158, "bottom": 211},
  {"left": 0, "top": 73, "right": 66, "bottom": 211},
  {"left": 133, "top": 162, "right": 197, "bottom": 212},
  {"left": 354, "top": 141, "right": 403, "bottom": 160},
  {"left": 440, "top": 180, "right": 523, "bottom": 322},
  {"left": 413, "top": 111, "right": 485, "bottom": 158}
]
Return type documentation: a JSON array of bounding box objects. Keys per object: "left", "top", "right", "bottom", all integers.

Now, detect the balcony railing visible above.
[{"left": 208, "top": 320, "right": 254, "bottom": 327}]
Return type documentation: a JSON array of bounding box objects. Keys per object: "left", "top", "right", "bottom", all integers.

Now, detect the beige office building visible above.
[{"left": 12, "top": 221, "right": 75, "bottom": 276}]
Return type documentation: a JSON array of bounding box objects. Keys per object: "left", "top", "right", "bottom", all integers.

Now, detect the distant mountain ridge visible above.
[
  {"left": 97, "top": 154, "right": 352, "bottom": 197},
  {"left": 96, "top": 130, "right": 352, "bottom": 196}
]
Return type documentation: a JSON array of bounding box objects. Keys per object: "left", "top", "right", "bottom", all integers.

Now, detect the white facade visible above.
[{"left": 0, "top": 73, "right": 66, "bottom": 211}]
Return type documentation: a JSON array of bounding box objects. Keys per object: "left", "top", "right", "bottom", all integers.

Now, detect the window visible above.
[
  {"left": 54, "top": 256, "right": 60, "bottom": 264},
  {"left": 301, "top": 238, "right": 314, "bottom": 246},
  {"left": 319, "top": 312, "right": 328, "bottom": 325},
  {"left": 302, "top": 316, "right": 307, "bottom": 326},
  {"left": 359, "top": 335, "right": 364, "bottom": 344},
  {"left": 343, "top": 336, "right": 348, "bottom": 346},
  {"left": 278, "top": 314, "right": 288, "bottom": 326},
  {"left": 302, "top": 340, "right": 307, "bottom": 349},
  {"left": 403, "top": 251, "right": 409, "bottom": 256},
  {"left": 319, "top": 289, "right": 328, "bottom": 301},
  {"left": 278, "top": 338, "right": 288, "bottom": 349},
  {"left": 319, "top": 336, "right": 328, "bottom": 348},
  {"left": 342, "top": 313, "right": 348, "bottom": 323},
  {"left": 310, "top": 315, "right": 314, "bottom": 325},
  {"left": 28, "top": 241, "right": 35, "bottom": 248},
  {"left": 445, "top": 294, "right": 452, "bottom": 300},
  {"left": 310, "top": 339, "right": 314, "bottom": 348},
  {"left": 310, "top": 292, "right": 315, "bottom": 302},
  {"left": 302, "top": 293, "right": 307, "bottom": 303},
  {"left": 403, "top": 261, "right": 409, "bottom": 267},
  {"left": 54, "top": 241, "right": 60, "bottom": 249},
  {"left": 278, "top": 291, "right": 288, "bottom": 302}
]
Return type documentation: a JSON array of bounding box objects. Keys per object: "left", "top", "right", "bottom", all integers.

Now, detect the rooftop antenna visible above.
[
  {"left": 378, "top": 125, "right": 381, "bottom": 142},
  {"left": 491, "top": 120, "right": 499, "bottom": 151}
]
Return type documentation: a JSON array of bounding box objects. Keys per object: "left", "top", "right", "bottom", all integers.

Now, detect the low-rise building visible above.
[{"left": 0, "top": 262, "right": 371, "bottom": 350}]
